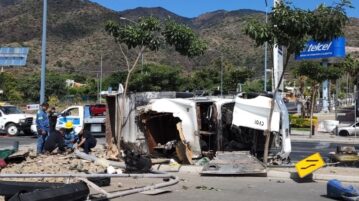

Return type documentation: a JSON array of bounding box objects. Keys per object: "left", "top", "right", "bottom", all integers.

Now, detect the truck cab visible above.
[
  {"left": 0, "top": 105, "right": 34, "bottom": 136},
  {"left": 56, "top": 105, "right": 106, "bottom": 135}
]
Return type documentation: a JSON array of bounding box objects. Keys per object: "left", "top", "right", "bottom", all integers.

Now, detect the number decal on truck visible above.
[{"left": 254, "top": 120, "right": 264, "bottom": 126}]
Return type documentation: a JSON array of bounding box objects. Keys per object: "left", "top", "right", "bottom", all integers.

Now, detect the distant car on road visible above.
[
  {"left": 0, "top": 105, "right": 35, "bottom": 136},
  {"left": 337, "top": 122, "right": 359, "bottom": 136}
]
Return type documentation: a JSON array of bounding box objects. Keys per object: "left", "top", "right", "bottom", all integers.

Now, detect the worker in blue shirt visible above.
[{"left": 36, "top": 102, "right": 49, "bottom": 154}]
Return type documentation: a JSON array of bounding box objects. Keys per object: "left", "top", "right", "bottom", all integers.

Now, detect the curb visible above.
[
  {"left": 152, "top": 164, "right": 203, "bottom": 174},
  {"left": 267, "top": 170, "right": 359, "bottom": 183},
  {"left": 153, "top": 165, "right": 359, "bottom": 183},
  {"left": 291, "top": 138, "right": 358, "bottom": 144}
]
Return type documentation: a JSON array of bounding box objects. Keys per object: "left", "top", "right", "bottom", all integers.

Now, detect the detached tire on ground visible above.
[
  {"left": 8, "top": 182, "right": 89, "bottom": 201},
  {"left": 6, "top": 123, "right": 19, "bottom": 136},
  {"left": 88, "top": 177, "right": 111, "bottom": 187},
  {"left": 0, "top": 181, "right": 64, "bottom": 200}
]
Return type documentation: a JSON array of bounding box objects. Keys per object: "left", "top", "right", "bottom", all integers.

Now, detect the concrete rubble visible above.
[{"left": 0, "top": 146, "right": 109, "bottom": 183}]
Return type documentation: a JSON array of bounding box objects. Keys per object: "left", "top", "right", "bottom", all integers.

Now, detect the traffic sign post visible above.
[{"left": 295, "top": 152, "right": 326, "bottom": 178}]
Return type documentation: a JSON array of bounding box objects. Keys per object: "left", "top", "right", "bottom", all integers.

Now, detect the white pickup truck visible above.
[
  {"left": 0, "top": 105, "right": 35, "bottom": 136},
  {"left": 56, "top": 104, "right": 106, "bottom": 136}
]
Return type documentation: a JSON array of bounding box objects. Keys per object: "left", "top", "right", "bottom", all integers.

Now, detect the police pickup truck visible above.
[{"left": 56, "top": 104, "right": 106, "bottom": 136}]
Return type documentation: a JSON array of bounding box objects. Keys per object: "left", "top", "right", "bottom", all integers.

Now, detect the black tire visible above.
[
  {"left": 6, "top": 123, "right": 19, "bottom": 136},
  {"left": 8, "top": 182, "right": 89, "bottom": 201},
  {"left": 339, "top": 130, "right": 349, "bottom": 136},
  {"left": 0, "top": 181, "right": 64, "bottom": 200},
  {"left": 88, "top": 177, "right": 111, "bottom": 187}
]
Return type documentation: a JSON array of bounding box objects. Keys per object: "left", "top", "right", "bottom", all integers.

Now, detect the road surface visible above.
[{"left": 1, "top": 135, "right": 358, "bottom": 162}]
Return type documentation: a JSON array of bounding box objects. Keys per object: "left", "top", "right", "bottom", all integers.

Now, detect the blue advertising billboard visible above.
[
  {"left": 295, "top": 37, "right": 345, "bottom": 60},
  {"left": 0, "top": 47, "right": 29, "bottom": 66}
]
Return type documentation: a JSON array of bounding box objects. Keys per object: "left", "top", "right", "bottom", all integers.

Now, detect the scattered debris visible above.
[
  {"left": 8, "top": 182, "right": 89, "bottom": 201},
  {"left": 195, "top": 157, "right": 210, "bottom": 166},
  {"left": 201, "top": 151, "right": 266, "bottom": 175},
  {"left": 124, "top": 150, "right": 152, "bottom": 173},
  {"left": 0, "top": 148, "right": 109, "bottom": 182},
  {"left": 141, "top": 188, "right": 172, "bottom": 195},
  {"left": 327, "top": 179, "right": 359, "bottom": 200},
  {"left": 195, "top": 185, "right": 221, "bottom": 191},
  {"left": 329, "top": 146, "right": 359, "bottom": 167}
]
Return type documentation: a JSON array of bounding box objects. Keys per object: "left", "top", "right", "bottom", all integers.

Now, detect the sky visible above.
[{"left": 90, "top": 0, "right": 359, "bottom": 18}]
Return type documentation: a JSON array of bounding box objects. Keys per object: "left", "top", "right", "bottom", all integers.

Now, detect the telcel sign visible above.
[{"left": 295, "top": 37, "right": 345, "bottom": 60}]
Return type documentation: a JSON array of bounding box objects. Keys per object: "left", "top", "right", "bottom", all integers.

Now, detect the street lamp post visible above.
[
  {"left": 40, "top": 0, "right": 47, "bottom": 104},
  {"left": 220, "top": 54, "right": 223, "bottom": 97},
  {"left": 264, "top": 0, "right": 268, "bottom": 92}
]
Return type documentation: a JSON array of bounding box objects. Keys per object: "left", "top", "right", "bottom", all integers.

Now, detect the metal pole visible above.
[
  {"left": 96, "top": 73, "right": 99, "bottom": 102},
  {"left": 141, "top": 53, "right": 144, "bottom": 91},
  {"left": 220, "top": 54, "right": 223, "bottom": 97},
  {"left": 40, "top": 0, "right": 47, "bottom": 104},
  {"left": 264, "top": 0, "right": 268, "bottom": 92},
  {"left": 335, "top": 79, "right": 339, "bottom": 120},
  {"left": 355, "top": 85, "right": 357, "bottom": 142},
  {"left": 100, "top": 54, "right": 103, "bottom": 103},
  {"left": 321, "top": 60, "right": 329, "bottom": 113}
]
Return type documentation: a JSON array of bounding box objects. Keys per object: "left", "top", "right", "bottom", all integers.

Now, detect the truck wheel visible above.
[{"left": 6, "top": 123, "right": 19, "bottom": 136}]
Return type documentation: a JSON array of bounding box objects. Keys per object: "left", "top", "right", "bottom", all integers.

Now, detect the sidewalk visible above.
[
  {"left": 268, "top": 166, "right": 359, "bottom": 183},
  {"left": 291, "top": 129, "right": 359, "bottom": 144}
]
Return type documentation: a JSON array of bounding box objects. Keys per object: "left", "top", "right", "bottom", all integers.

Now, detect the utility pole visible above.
[
  {"left": 220, "top": 54, "right": 223, "bottom": 97},
  {"left": 40, "top": 0, "right": 47, "bottom": 104},
  {"left": 264, "top": 0, "right": 268, "bottom": 92},
  {"left": 321, "top": 60, "right": 329, "bottom": 113},
  {"left": 100, "top": 54, "right": 103, "bottom": 103}
]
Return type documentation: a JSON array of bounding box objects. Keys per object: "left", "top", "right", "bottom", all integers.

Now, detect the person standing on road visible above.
[
  {"left": 48, "top": 107, "right": 58, "bottom": 133},
  {"left": 36, "top": 102, "right": 49, "bottom": 154}
]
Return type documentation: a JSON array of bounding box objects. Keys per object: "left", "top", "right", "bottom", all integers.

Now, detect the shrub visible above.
[{"left": 289, "top": 114, "right": 318, "bottom": 128}]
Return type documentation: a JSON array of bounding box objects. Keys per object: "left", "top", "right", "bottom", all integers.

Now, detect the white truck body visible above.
[
  {"left": 0, "top": 105, "right": 35, "bottom": 136},
  {"left": 56, "top": 105, "right": 105, "bottom": 135}
]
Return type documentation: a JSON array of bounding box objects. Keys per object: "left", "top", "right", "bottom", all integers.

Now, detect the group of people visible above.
[{"left": 36, "top": 102, "right": 97, "bottom": 155}]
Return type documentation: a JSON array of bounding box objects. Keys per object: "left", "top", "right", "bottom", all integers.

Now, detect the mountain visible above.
[{"left": 0, "top": 0, "right": 358, "bottom": 76}]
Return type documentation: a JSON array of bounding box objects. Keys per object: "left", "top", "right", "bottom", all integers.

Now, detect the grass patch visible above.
[{"left": 292, "top": 127, "right": 311, "bottom": 132}]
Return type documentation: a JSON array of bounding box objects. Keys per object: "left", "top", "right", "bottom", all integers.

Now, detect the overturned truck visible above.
[{"left": 105, "top": 91, "right": 291, "bottom": 174}]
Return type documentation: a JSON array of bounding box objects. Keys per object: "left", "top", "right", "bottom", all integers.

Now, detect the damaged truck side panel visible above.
[{"left": 105, "top": 91, "right": 291, "bottom": 168}]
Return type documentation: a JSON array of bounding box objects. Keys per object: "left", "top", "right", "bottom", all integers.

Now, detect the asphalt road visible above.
[
  {"left": 107, "top": 174, "right": 336, "bottom": 201},
  {"left": 1, "top": 136, "right": 358, "bottom": 201},
  {"left": 290, "top": 141, "right": 359, "bottom": 163},
  {"left": 1, "top": 136, "right": 358, "bottom": 162}
]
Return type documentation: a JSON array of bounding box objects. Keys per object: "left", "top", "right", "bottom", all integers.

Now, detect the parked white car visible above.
[
  {"left": 338, "top": 122, "right": 359, "bottom": 136},
  {"left": 0, "top": 105, "right": 35, "bottom": 136}
]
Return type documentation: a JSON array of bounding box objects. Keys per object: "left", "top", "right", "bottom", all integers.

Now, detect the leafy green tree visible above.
[
  {"left": 105, "top": 16, "right": 206, "bottom": 151},
  {"left": 0, "top": 72, "right": 23, "bottom": 102},
  {"left": 295, "top": 62, "right": 343, "bottom": 137},
  {"left": 17, "top": 72, "right": 67, "bottom": 102},
  {"left": 244, "top": 0, "right": 351, "bottom": 163},
  {"left": 130, "top": 64, "right": 183, "bottom": 92},
  {"left": 105, "top": 17, "right": 206, "bottom": 96},
  {"left": 243, "top": 80, "right": 264, "bottom": 93},
  {"left": 225, "top": 68, "right": 255, "bottom": 93}
]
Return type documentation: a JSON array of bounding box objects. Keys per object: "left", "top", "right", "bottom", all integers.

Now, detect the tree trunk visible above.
[
  {"left": 114, "top": 47, "right": 145, "bottom": 156},
  {"left": 309, "top": 84, "right": 318, "bottom": 138}
]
